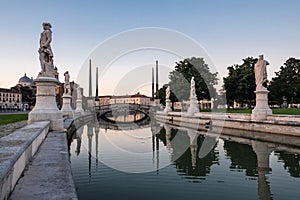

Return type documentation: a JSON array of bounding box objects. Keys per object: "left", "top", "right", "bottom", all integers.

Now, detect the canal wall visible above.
[
  {"left": 0, "top": 121, "right": 50, "bottom": 200},
  {"left": 155, "top": 111, "right": 300, "bottom": 137},
  {"left": 0, "top": 113, "right": 94, "bottom": 200}
]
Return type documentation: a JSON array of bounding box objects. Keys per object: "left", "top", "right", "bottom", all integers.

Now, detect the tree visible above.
[
  {"left": 223, "top": 57, "right": 257, "bottom": 108},
  {"left": 11, "top": 84, "right": 36, "bottom": 107},
  {"left": 268, "top": 57, "right": 300, "bottom": 106},
  {"left": 167, "top": 57, "right": 218, "bottom": 102}
]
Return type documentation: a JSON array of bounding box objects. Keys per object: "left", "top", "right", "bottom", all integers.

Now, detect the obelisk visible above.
[
  {"left": 156, "top": 60, "right": 159, "bottom": 95},
  {"left": 152, "top": 67, "right": 154, "bottom": 100},
  {"left": 96, "top": 67, "right": 99, "bottom": 97},
  {"left": 89, "top": 59, "right": 92, "bottom": 98}
]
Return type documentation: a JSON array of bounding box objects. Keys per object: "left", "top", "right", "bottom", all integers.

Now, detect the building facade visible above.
[
  {"left": 109, "top": 93, "right": 151, "bottom": 105},
  {"left": 0, "top": 88, "right": 22, "bottom": 110},
  {"left": 98, "top": 93, "right": 151, "bottom": 106}
]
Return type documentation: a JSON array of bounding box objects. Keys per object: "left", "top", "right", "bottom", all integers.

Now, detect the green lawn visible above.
[
  {"left": 272, "top": 108, "right": 300, "bottom": 115},
  {"left": 201, "top": 108, "right": 300, "bottom": 115},
  {"left": 0, "top": 114, "right": 28, "bottom": 126}
]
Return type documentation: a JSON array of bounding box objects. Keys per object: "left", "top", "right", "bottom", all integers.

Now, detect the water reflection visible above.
[
  {"left": 276, "top": 151, "right": 300, "bottom": 177},
  {"left": 70, "top": 117, "right": 300, "bottom": 200},
  {"left": 224, "top": 141, "right": 258, "bottom": 176}
]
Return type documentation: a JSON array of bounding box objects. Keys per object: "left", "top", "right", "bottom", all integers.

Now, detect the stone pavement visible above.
[
  {"left": 0, "top": 121, "right": 27, "bottom": 138},
  {"left": 9, "top": 131, "right": 78, "bottom": 200}
]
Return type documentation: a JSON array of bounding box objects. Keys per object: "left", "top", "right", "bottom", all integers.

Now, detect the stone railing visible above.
[{"left": 0, "top": 121, "right": 50, "bottom": 200}]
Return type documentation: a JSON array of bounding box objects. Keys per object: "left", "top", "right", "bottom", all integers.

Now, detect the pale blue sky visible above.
[{"left": 0, "top": 0, "right": 299, "bottom": 95}]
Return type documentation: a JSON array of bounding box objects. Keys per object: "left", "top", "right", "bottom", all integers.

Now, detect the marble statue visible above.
[
  {"left": 190, "top": 77, "right": 196, "bottom": 98},
  {"left": 255, "top": 55, "right": 269, "bottom": 90},
  {"left": 77, "top": 86, "right": 82, "bottom": 100},
  {"left": 64, "top": 71, "right": 71, "bottom": 95},
  {"left": 187, "top": 76, "right": 199, "bottom": 115},
  {"left": 166, "top": 86, "right": 170, "bottom": 100},
  {"left": 164, "top": 85, "right": 172, "bottom": 112},
  {"left": 38, "top": 22, "right": 54, "bottom": 77}
]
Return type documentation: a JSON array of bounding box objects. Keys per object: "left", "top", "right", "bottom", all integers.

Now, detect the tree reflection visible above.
[
  {"left": 276, "top": 151, "right": 300, "bottom": 177},
  {"left": 157, "top": 127, "right": 219, "bottom": 177},
  {"left": 224, "top": 141, "right": 258, "bottom": 176}
]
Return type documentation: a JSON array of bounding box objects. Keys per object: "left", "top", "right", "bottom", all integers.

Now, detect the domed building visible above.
[{"left": 18, "top": 73, "right": 34, "bottom": 87}]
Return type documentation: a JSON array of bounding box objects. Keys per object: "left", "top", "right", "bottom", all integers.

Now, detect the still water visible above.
[{"left": 70, "top": 120, "right": 300, "bottom": 200}]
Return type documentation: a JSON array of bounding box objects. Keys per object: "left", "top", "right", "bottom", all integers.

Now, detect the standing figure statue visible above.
[
  {"left": 77, "top": 86, "right": 82, "bottom": 100},
  {"left": 255, "top": 55, "right": 269, "bottom": 90},
  {"left": 166, "top": 86, "right": 170, "bottom": 100},
  {"left": 190, "top": 77, "right": 196, "bottom": 98},
  {"left": 38, "top": 22, "right": 54, "bottom": 77},
  {"left": 64, "top": 71, "right": 71, "bottom": 95}
]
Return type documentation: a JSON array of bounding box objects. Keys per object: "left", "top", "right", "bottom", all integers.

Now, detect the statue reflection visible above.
[
  {"left": 252, "top": 141, "right": 274, "bottom": 200},
  {"left": 94, "top": 122, "right": 100, "bottom": 168},
  {"left": 75, "top": 126, "right": 84, "bottom": 156},
  {"left": 162, "top": 126, "right": 218, "bottom": 177},
  {"left": 151, "top": 120, "right": 161, "bottom": 173},
  {"left": 187, "top": 129, "right": 198, "bottom": 170},
  {"left": 224, "top": 139, "right": 274, "bottom": 200},
  {"left": 87, "top": 123, "right": 94, "bottom": 179}
]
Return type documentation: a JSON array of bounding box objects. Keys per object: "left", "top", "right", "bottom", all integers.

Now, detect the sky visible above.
[{"left": 0, "top": 0, "right": 299, "bottom": 96}]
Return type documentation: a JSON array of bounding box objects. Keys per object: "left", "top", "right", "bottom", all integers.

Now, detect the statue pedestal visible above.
[
  {"left": 251, "top": 89, "right": 272, "bottom": 120},
  {"left": 164, "top": 99, "right": 172, "bottom": 113},
  {"left": 187, "top": 96, "right": 199, "bottom": 115},
  {"left": 75, "top": 99, "right": 84, "bottom": 115},
  {"left": 28, "top": 76, "right": 63, "bottom": 131},
  {"left": 61, "top": 94, "right": 74, "bottom": 119}
]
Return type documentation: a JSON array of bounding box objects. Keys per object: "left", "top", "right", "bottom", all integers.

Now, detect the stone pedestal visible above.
[
  {"left": 75, "top": 99, "right": 84, "bottom": 115},
  {"left": 164, "top": 99, "right": 172, "bottom": 113},
  {"left": 251, "top": 89, "right": 272, "bottom": 120},
  {"left": 28, "top": 77, "right": 63, "bottom": 131},
  {"left": 61, "top": 94, "right": 74, "bottom": 119},
  {"left": 187, "top": 97, "right": 199, "bottom": 115}
]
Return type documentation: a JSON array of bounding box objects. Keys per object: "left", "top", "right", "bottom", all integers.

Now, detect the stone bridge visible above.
[{"left": 95, "top": 103, "right": 152, "bottom": 123}]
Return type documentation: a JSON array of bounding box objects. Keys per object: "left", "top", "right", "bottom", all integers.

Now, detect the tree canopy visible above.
[
  {"left": 223, "top": 57, "right": 257, "bottom": 108},
  {"left": 158, "top": 57, "right": 218, "bottom": 103},
  {"left": 268, "top": 57, "right": 300, "bottom": 105}
]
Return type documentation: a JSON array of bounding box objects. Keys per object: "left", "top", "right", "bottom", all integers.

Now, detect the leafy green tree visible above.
[
  {"left": 268, "top": 58, "right": 300, "bottom": 105},
  {"left": 223, "top": 57, "right": 257, "bottom": 108},
  {"left": 167, "top": 57, "right": 218, "bottom": 102}
]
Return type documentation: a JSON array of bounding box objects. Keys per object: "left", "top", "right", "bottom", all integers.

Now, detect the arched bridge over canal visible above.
[{"left": 95, "top": 103, "right": 152, "bottom": 123}]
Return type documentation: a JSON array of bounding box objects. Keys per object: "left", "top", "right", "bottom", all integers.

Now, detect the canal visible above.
[{"left": 69, "top": 120, "right": 300, "bottom": 200}]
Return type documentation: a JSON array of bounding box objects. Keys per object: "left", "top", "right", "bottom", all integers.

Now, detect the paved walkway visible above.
[
  {"left": 0, "top": 120, "right": 27, "bottom": 138},
  {"left": 9, "top": 131, "right": 78, "bottom": 199}
]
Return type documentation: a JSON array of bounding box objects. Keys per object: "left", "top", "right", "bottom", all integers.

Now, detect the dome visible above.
[{"left": 18, "top": 73, "right": 33, "bottom": 87}]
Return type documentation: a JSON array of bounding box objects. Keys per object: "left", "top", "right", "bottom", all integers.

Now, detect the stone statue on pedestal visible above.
[
  {"left": 190, "top": 77, "right": 196, "bottom": 98},
  {"left": 187, "top": 76, "right": 199, "bottom": 115},
  {"left": 38, "top": 22, "right": 54, "bottom": 77},
  {"left": 166, "top": 86, "right": 170, "bottom": 100},
  {"left": 164, "top": 86, "right": 172, "bottom": 113},
  {"left": 28, "top": 22, "right": 63, "bottom": 130},
  {"left": 77, "top": 87, "right": 82, "bottom": 100},
  {"left": 255, "top": 55, "right": 269, "bottom": 90},
  {"left": 252, "top": 55, "right": 272, "bottom": 120},
  {"left": 64, "top": 71, "right": 71, "bottom": 95}
]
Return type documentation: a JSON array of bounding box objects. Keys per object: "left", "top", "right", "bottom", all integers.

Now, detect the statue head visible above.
[
  {"left": 259, "top": 55, "right": 264, "bottom": 60},
  {"left": 42, "top": 22, "right": 52, "bottom": 30}
]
